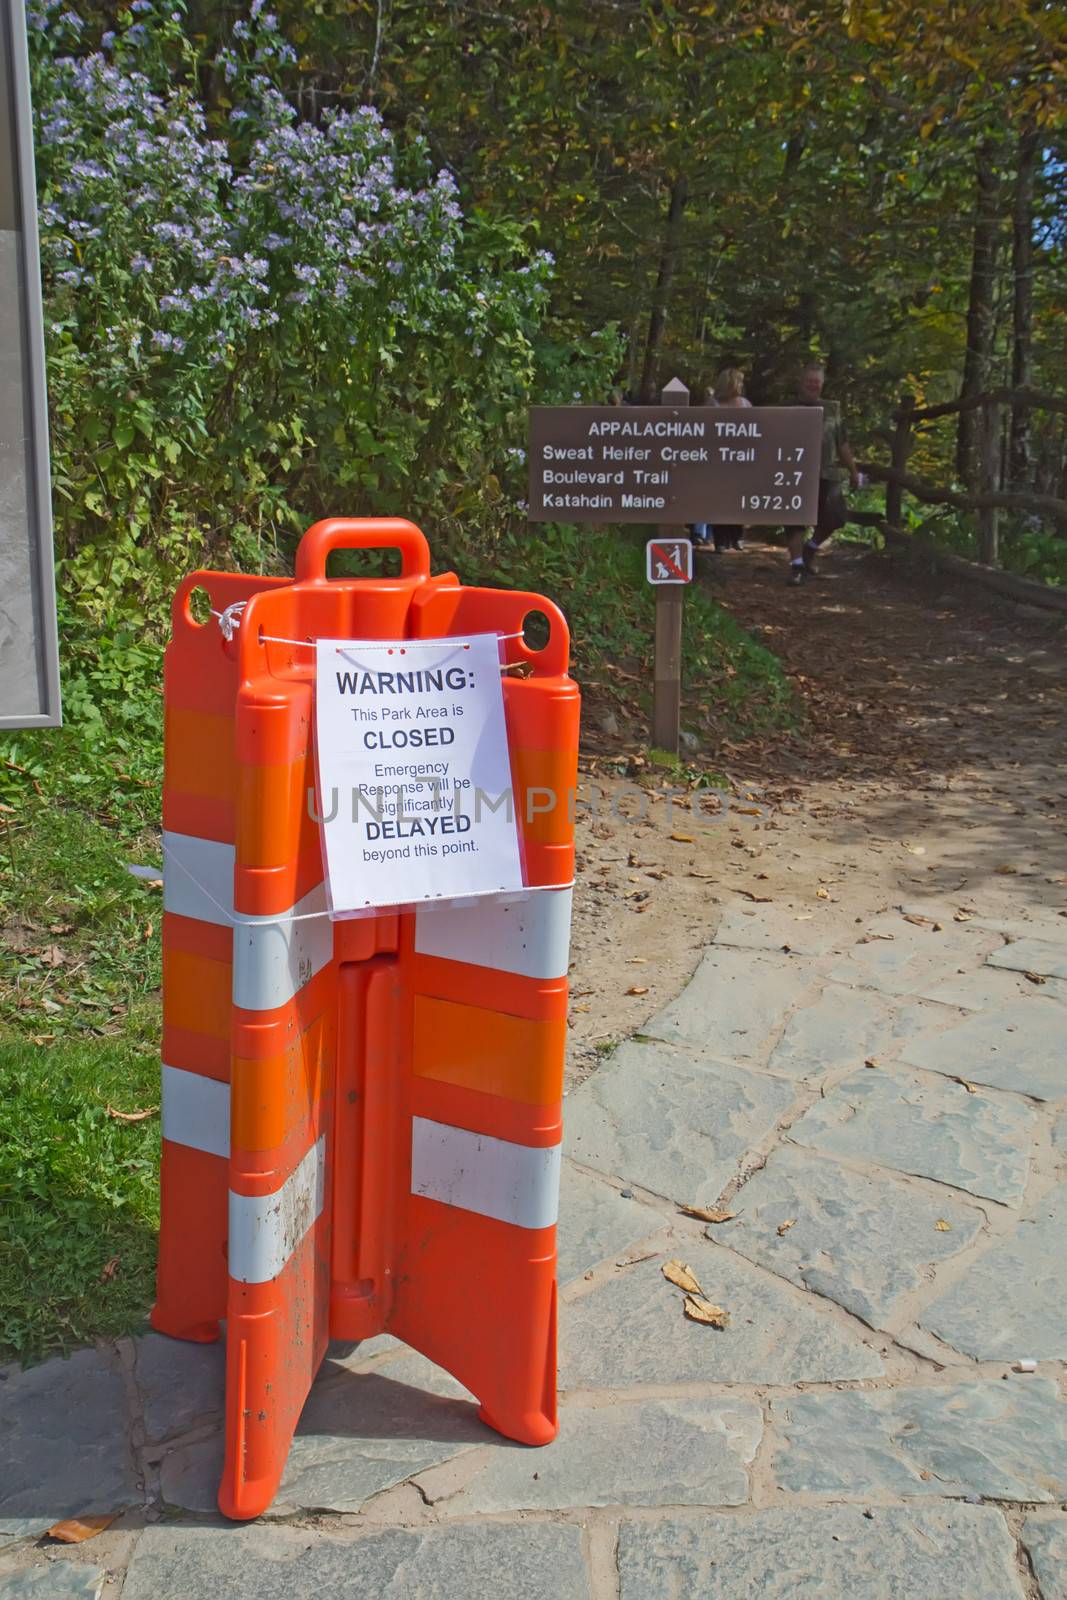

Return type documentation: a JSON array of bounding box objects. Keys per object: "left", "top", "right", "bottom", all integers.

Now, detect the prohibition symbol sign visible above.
[{"left": 646, "top": 538, "right": 693, "bottom": 585}]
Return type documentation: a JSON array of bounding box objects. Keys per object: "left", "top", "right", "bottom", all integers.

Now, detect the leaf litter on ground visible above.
[{"left": 678, "top": 1203, "right": 737, "bottom": 1224}]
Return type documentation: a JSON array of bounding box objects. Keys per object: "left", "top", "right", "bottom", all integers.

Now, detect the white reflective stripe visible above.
[
  {"left": 163, "top": 831, "right": 235, "bottom": 925},
  {"left": 161, "top": 1064, "right": 230, "bottom": 1158},
  {"left": 227, "top": 1136, "right": 326, "bottom": 1284},
  {"left": 414, "top": 888, "right": 573, "bottom": 980},
  {"left": 231, "top": 882, "right": 332, "bottom": 1011},
  {"left": 410, "top": 1117, "right": 561, "bottom": 1230}
]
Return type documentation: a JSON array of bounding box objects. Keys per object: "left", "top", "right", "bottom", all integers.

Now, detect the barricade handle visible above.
[{"left": 295, "top": 519, "right": 431, "bottom": 583}]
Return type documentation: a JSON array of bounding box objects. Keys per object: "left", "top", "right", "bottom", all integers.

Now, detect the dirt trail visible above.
[{"left": 566, "top": 540, "right": 1067, "bottom": 1079}]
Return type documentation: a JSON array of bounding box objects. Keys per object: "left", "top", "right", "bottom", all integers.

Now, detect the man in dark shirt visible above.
[{"left": 788, "top": 364, "right": 860, "bottom": 586}]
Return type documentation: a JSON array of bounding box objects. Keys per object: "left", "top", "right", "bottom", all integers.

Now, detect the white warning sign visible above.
[{"left": 314, "top": 634, "right": 524, "bottom": 913}]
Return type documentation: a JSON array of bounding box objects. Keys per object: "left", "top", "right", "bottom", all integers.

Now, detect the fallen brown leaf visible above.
[
  {"left": 662, "top": 1259, "right": 702, "bottom": 1295},
  {"left": 994, "top": 864, "right": 1018, "bottom": 875},
  {"left": 100, "top": 1256, "right": 120, "bottom": 1281},
  {"left": 738, "top": 890, "right": 772, "bottom": 903},
  {"left": 678, "top": 1204, "right": 736, "bottom": 1224},
  {"left": 934, "top": 1219, "right": 952, "bottom": 1232},
  {"left": 777, "top": 1217, "right": 797, "bottom": 1236},
  {"left": 46, "top": 1513, "right": 119, "bottom": 1543},
  {"left": 669, "top": 833, "right": 694, "bottom": 844},
  {"left": 40, "top": 945, "right": 65, "bottom": 968},
  {"left": 733, "top": 805, "right": 761, "bottom": 816},
  {"left": 864, "top": 1058, "right": 878, "bottom": 1069},
  {"left": 684, "top": 1294, "right": 730, "bottom": 1329},
  {"left": 816, "top": 887, "right": 830, "bottom": 900},
  {"left": 625, "top": 985, "right": 650, "bottom": 996},
  {"left": 1023, "top": 971, "right": 1047, "bottom": 985},
  {"left": 106, "top": 1104, "right": 158, "bottom": 1123},
  {"left": 953, "top": 1076, "right": 978, "bottom": 1094}
]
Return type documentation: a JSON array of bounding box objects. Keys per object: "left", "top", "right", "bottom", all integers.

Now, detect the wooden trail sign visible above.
[{"left": 528, "top": 400, "right": 821, "bottom": 525}]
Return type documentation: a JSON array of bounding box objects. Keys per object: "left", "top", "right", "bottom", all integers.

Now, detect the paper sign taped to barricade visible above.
[{"left": 315, "top": 634, "right": 524, "bottom": 912}]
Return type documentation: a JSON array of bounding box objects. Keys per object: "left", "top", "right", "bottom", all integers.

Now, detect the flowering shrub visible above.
[{"left": 31, "top": 2, "right": 619, "bottom": 621}]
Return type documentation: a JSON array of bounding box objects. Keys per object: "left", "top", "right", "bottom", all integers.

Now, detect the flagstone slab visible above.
[
  {"left": 121, "top": 1521, "right": 591, "bottom": 1600},
  {"left": 919, "top": 966, "right": 1067, "bottom": 1011},
  {"left": 565, "top": 1040, "right": 795, "bottom": 1206},
  {"left": 715, "top": 1146, "right": 983, "bottom": 1327},
  {"left": 434, "top": 1396, "right": 761, "bottom": 1513},
  {"left": 560, "top": 1238, "right": 883, "bottom": 1389},
  {"left": 556, "top": 1161, "right": 664, "bottom": 1285},
  {"left": 920, "top": 1186, "right": 1067, "bottom": 1360},
  {"left": 0, "top": 1569, "right": 106, "bottom": 1599},
  {"left": 898, "top": 1000, "right": 1067, "bottom": 1101},
  {"left": 616, "top": 1505, "right": 1024, "bottom": 1600},
  {"left": 713, "top": 903, "right": 845, "bottom": 957},
  {"left": 767, "top": 984, "right": 892, "bottom": 1077},
  {"left": 160, "top": 1353, "right": 486, "bottom": 1515},
  {"left": 0, "top": 1348, "right": 139, "bottom": 1541},
  {"left": 987, "top": 939, "right": 1067, "bottom": 980},
  {"left": 829, "top": 917, "right": 997, "bottom": 997},
  {"left": 1022, "top": 1515, "right": 1067, "bottom": 1600},
  {"left": 787, "top": 1065, "right": 1036, "bottom": 1206},
  {"left": 770, "top": 1379, "right": 1067, "bottom": 1501},
  {"left": 641, "top": 947, "right": 812, "bottom": 1062},
  {"left": 133, "top": 1334, "right": 225, "bottom": 1442}
]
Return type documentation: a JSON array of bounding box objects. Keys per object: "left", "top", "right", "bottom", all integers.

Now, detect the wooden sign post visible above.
[{"left": 652, "top": 378, "right": 689, "bottom": 754}]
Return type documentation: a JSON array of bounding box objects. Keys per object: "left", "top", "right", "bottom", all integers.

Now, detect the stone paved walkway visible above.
[{"left": 3, "top": 880, "right": 1066, "bottom": 1598}]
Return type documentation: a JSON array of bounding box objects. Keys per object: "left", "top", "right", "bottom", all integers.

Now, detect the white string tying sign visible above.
[{"left": 210, "top": 603, "right": 526, "bottom": 664}]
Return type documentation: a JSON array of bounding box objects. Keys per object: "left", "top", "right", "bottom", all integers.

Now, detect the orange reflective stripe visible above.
[
  {"left": 412, "top": 994, "right": 565, "bottom": 1106},
  {"left": 231, "top": 1013, "right": 328, "bottom": 1153},
  {"left": 162, "top": 945, "right": 232, "bottom": 1039},
  {"left": 512, "top": 745, "right": 578, "bottom": 844},
  {"left": 235, "top": 760, "right": 322, "bottom": 869},
  {"left": 165, "top": 706, "right": 236, "bottom": 802}
]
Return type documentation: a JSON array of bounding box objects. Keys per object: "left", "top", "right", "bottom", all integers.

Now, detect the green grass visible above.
[
  {"left": 1, "top": 619, "right": 165, "bottom": 1363},
  {"left": 0, "top": 533, "right": 793, "bottom": 1366},
  {"left": 0, "top": 1037, "right": 160, "bottom": 1362}
]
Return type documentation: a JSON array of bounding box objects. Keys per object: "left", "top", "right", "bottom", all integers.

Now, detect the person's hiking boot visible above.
[
  {"left": 787, "top": 561, "right": 805, "bottom": 586},
  {"left": 801, "top": 539, "right": 820, "bottom": 576}
]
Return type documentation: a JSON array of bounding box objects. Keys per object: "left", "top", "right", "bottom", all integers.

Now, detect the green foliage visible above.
[
  {"left": 0, "top": 1038, "right": 160, "bottom": 1363},
  {"left": 905, "top": 506, "right": 1067, "bottom": 588},
  {"left": 32, "top": 1, "right": 622, "bottom": 626}
]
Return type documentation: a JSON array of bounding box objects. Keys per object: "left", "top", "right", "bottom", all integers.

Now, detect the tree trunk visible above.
[
  {"left": 977, "top": 399, "right": 1003, "bottom": 565},
  {"left": 1009, "top": 123, "right": 1039, "bottom": 489},
  {"left": 639, "top": 176, "right": 689, "bottom": 403},
  {"left": 956, "top": 143, "right": 1002, "bottom": 487}
]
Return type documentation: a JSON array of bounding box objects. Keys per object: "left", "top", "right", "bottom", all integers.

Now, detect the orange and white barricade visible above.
[{"left": 152, "top": 519, "right": 578, "bottom": 1518}]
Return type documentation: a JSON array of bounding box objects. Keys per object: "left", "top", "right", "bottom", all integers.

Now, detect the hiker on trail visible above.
[
  {"left": 788, "top": 363, "right": 860, "bottom": 586},
  {"left": 692, "top": 367, "right": 752, "bottom": 552}
]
